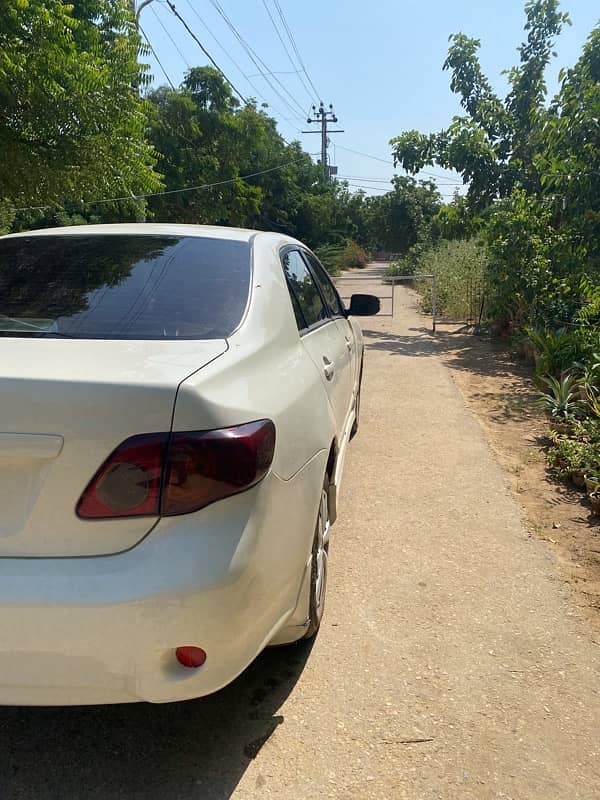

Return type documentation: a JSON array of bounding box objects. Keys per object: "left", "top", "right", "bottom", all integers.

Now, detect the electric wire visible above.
[
  {"left": 339, "top": 174, "right": 462, "bottom": 185},
  {"left": 150, "top": 4, "right": 190, "bottom": 67},
  {"left": 271, "top": 0, "right": 321, "bottom": 101},
  {"left": 164, "top": 0, "right": 248, "bottom": 104},
  {"left": 139, "top": 23, "right": 176, "bottom": 89},
  {"left": 261, "top": 0, "right": 316, "bottom": 105},
  {"left": 335, "top": 144, "right": 461, "bottom": 183},
  {"left": 208, "top": 0, "right": 307, "bottom": 120},
  {"left": 15, "top": 156, "right": 319, "bottom": 213},
  {"left": 180, "top": 0, "right": 301, "bottom": 129}
]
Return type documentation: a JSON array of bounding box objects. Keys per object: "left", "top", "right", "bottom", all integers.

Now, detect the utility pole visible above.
[
  {"left": 302, "top": 103, "right": 344, "bottom": 181},
  {"left": 128, "top": 0, "right": 155, "bottom": 27}
]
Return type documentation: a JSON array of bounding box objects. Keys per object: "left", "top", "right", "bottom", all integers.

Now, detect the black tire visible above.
[{"left": 303, "top": 476, "right": 330, "bottom": 639}]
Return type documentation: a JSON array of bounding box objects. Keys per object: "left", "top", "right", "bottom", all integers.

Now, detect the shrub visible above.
[
  {"left": 547, "top": 434, "right": 598, "bottom": 480},
  {"left": 314, "top": 240, "right": 368, "bottom": 275},
  {"left": 389, "top": 238, "right": 487, "bottom": 320}
]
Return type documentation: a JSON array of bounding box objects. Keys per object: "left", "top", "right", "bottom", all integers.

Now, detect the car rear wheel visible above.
[{"left": 303, "top": 477, "right": 330, "bottom": 639}]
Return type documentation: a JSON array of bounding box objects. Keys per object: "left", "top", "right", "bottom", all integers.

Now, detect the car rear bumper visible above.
[{"left": 0, "top": 462, "right": 324, "bottom": 705}]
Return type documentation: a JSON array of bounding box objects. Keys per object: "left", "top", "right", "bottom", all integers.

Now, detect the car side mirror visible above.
[{"left": 347, "top": 294, "right": 380, "bottom": 316}]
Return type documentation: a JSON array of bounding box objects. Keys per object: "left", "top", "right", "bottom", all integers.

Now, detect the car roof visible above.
[{"left": 0, "top": 223, "right": 301, "bottom": 247}]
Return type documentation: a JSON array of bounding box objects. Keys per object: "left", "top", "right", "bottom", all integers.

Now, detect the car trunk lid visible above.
[{"left": 0, "top": 338, "right": 227, "bottom": 557}]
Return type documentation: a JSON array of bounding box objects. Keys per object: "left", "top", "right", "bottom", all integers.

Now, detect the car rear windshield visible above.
[{"left": 0, "top": 234, "right": 251, "bottom": 340}]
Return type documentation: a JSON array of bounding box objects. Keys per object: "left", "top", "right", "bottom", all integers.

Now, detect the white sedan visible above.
[{"left": 0, "top": 223, "right": 379, "bottom": 704}]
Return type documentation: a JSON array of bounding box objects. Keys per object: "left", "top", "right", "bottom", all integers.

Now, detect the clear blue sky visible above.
[{"left": 140, "top": 0, "right": 599, "bottom": 198}]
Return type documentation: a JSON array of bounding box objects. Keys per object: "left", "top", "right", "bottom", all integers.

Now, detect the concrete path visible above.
[{"left": 1, "top": 263, "right": 599, "bottom": 799}]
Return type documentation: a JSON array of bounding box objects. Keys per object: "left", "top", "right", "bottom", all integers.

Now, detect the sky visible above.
[{"left": 139, "top": 0, "right": 599, "bottom": 199}]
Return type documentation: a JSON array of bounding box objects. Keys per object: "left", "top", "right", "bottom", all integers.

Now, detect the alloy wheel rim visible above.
[{"left": 314, "top": 488, "right": 329, "bottom": 617}]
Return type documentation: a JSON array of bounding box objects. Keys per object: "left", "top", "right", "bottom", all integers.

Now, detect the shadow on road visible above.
[
  {"left": 0, "top": 639, "right": 314, "bottom": 800},
  {"left": 362, "top": 326, "right": 520, "bottom": 375},
  {"left": 361, "top": 327, "right": 540, "bottom": 424}
]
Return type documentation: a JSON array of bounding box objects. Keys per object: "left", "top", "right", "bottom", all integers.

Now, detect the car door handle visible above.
[
  {"left": 345, "top": 336, "right": 353, "bottom": 352},
  {"left": 323, "top": 357, "right": 335, "bottom": 381}
]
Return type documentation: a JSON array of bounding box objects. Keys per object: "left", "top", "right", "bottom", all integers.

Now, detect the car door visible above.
[
  {"left": 302, "top": 250, "right": 360, "bottom": 390},
  {"left": 281, "top": 248, "right": 354, "bottom": 442}
]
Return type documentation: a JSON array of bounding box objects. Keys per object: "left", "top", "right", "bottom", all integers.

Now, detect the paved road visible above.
[{"left": 1, "top": 264, "right": 599, "bottom": 799}]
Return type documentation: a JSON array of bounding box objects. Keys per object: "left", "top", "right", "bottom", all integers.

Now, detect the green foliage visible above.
[
  {"left": 315, "top": 241, "right": 369, "bottom": 275},
  {"left": 390, "top": 1, "right": 599, "bottom": 336},
  {"left": 388, "top": 238, "right": 487, "bottom": 320},
  {"left": 144, "top": 68, "right": 374, "bottom": 249},
  {"left": 547, "top": 431, "right": 599, "bottom": 480},
  {"left": 0, "top": 0, "right": 159, "bottom": 211},
  {"left": 537, "top": 372, "right": 583, "bottom": 421},
  {"left": 432, "top": 195, "right": 486, "bottom": 241},
  {"left": 526, "top": 328, "right": 580, "bottom": 378},
  {"left": 390, "top": 1, "right": 570, "bottom": 207},
  {"left": 361, "top": 176, "right": 441, "bottom": 253}
]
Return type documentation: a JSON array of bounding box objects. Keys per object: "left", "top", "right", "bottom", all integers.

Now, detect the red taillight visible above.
[
  {"left": 76, "top": 433, "right": 167, "bottom": 519},
  {"left": 76, "top": 420, "right": 275, "bottom": 520},
  {"left": 162, "top": 419, "right": 276, "bottom": 516}
]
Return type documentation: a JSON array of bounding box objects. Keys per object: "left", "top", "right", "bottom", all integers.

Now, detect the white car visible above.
[{"left": 0, "top": 223, "right": 379, "bottom": 705}]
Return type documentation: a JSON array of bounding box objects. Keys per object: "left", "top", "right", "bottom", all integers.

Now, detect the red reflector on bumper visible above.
[{"left": 175, "top": 646, "right": 207, "bottom": 668}]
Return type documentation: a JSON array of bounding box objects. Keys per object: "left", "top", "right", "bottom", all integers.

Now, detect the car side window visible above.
[
  {"left": 303, "top": 251, "right": 346, "bottom": 317},
  {"left": 282, "top": 249, "right": 329, "bottom": 330}
]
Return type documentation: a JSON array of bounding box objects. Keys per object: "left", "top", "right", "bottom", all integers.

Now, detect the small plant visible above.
[
  {"left": 527, "top": 328, "right": 579, "bottom": 381},
  {"left": 547, "top": 435, "right": 589, "bottom": 479},
  {"left": 537, "top": 372, "right": 583, "bottom": 422}
]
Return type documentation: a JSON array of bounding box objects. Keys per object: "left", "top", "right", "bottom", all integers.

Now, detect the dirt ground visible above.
[{"left": 435, "top": 322, "right": 600, "bottom": 626}]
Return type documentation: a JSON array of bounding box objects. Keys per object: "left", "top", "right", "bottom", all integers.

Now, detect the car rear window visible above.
[{"left": 0, "top": 234, "right": 251, "bottom": 340}]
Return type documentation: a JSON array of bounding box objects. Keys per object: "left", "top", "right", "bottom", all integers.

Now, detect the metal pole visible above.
[
  {"left": 130, "top": 0, "right": 155, "bottom": 26},
  {"left": 321, "top": 107, "right": 328, "bottom": 181},
  {"left": 431, "top": 274, "right": 437, "bottom": 333}
]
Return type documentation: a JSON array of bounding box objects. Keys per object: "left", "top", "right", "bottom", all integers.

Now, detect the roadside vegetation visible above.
[
  {"left": 387, "top": 0, "right": 599, "bottom": 509},
  {"left": 0, "top": 0, "right": 455, "bottom": 276},
  {"left": 314, "top": 241, "right": 369, "bottom": 275},
  {"left": 1, "top": 2, "right": 599, "bottom": 489}
]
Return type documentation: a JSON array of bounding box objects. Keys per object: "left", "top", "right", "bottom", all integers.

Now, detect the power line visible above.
[
  {"left": 139, "top": 23, "right": 176, "bottom": 89},
  {"left": 180, "top": 0, "right": 301, "bottom": 130},
  {"left": 164, "top": 0, "right": 248, "bottom": 104},
  {"left": 271, "top": 0, "right": 321, "bottom": 101},
  {"left": 15, "top": 155, "right": 318, "bottom": 212},
  {"left": 334, "top": 144, "right": 460, "bottom": 182},
  {"left": 208, "top": 0, "right": 307, "bottom": 119},
  {"left": 261, "top": 0, "right": 316, "bottom": 105},
  {"left": 339, "top": 174, "right": 463, "bottom": 185},
  {"left": 346, "top": 183, "right": 388, "bottom": 192},
  {"left": 150, "top": 4, "right": 189, "bottom": 67},
  {"left": 336, "top": 144, "right": 392, "bottom": 164},
  {"left": 345, "top": 181, "right": 461, "bottom": 197},
  {"left": 246, "top": 69, "right": 303, "bottom": 77}
]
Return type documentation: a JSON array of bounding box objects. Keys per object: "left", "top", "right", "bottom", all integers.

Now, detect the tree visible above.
[
  {"left": 0, "top": 0, "right": 159, "bottom": 214},
  {"left": 362, "top": 177, "right": 441, "bottom": 253},
  {"left": 147, "top": 67, "right": 336, "bottom": 240},
  {"left": 148, "top": 68, "right": 266, "bottom": 225},
  {"left": 390, "top": 0, "right": 570, "bottom": 207},
  {"left": 389, "top": 1, "right": 599, "bottom": 330},
  {"left": 483, "top": 23, "right": 600, "bottom": 328}
]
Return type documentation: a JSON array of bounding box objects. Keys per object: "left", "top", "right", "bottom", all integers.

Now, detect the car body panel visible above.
[
  {"left": 0, "top": 223, "right": 370, "bottom": 703},
  {"left": 0, "top": 337, "right": 228, "bottom": 556},
  {"left": 0, "top": 450, "right": 327, "bottom": 704}
]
